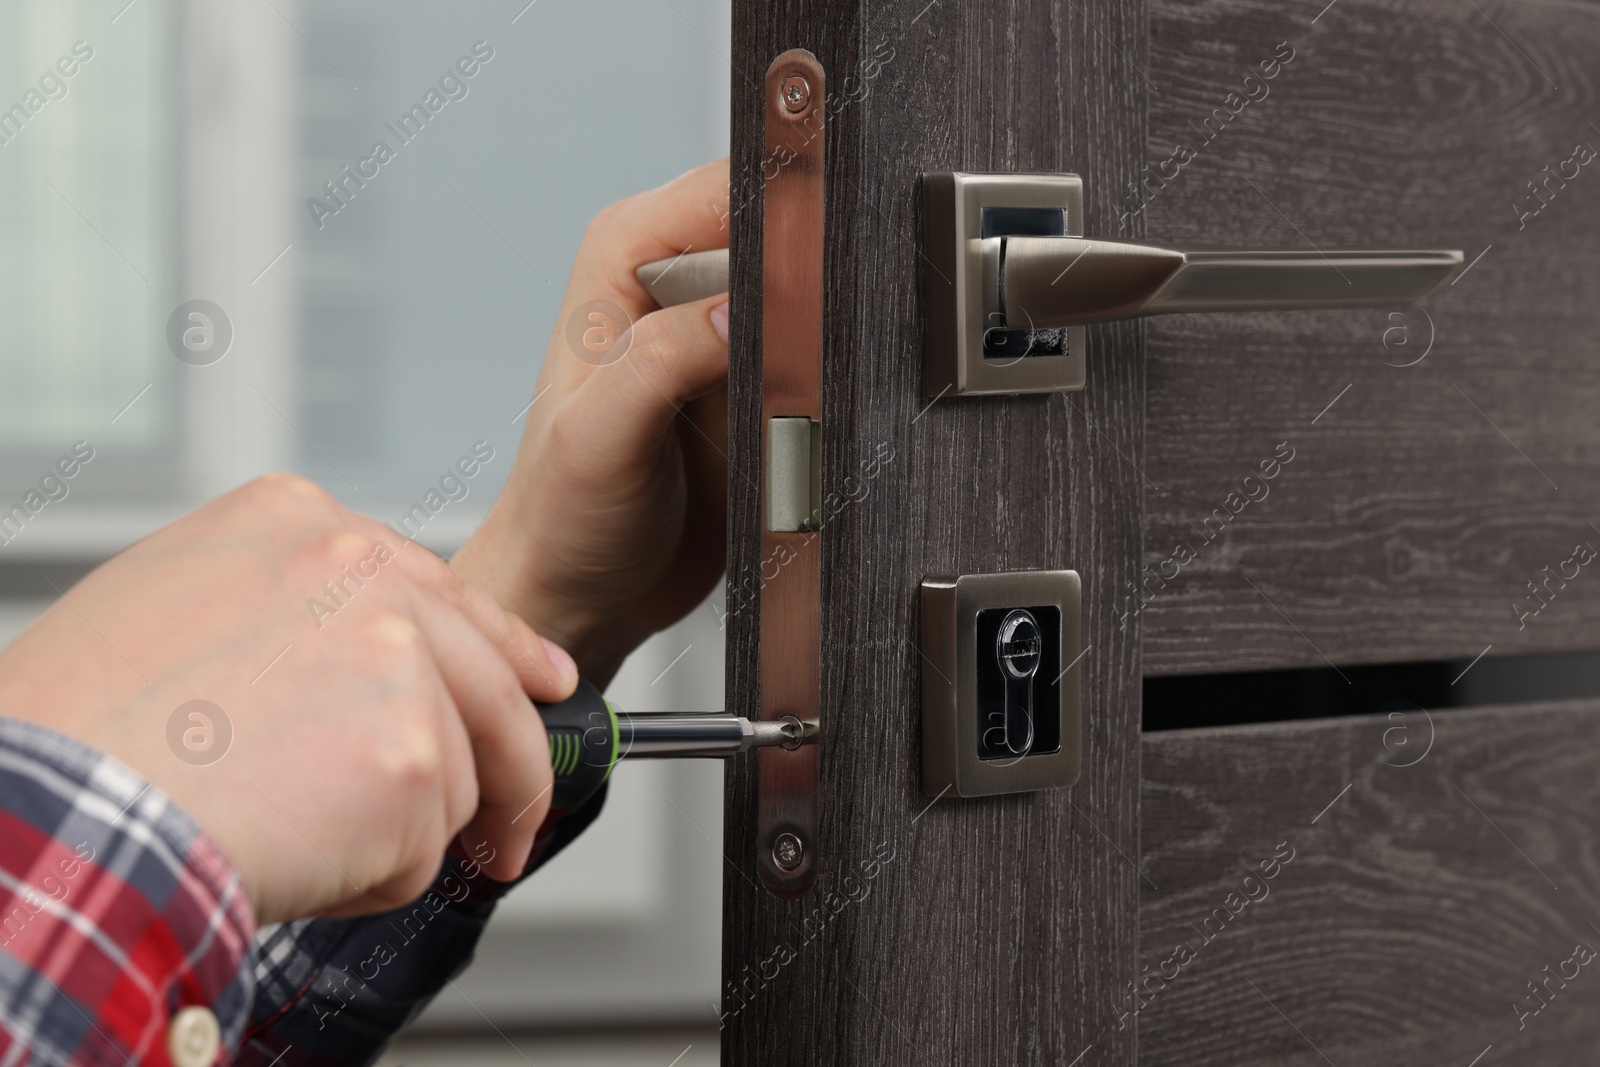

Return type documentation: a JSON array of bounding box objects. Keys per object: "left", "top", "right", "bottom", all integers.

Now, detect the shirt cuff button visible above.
[{"left": 167, "top": 1005, "right": 222, "bottom": 1067}]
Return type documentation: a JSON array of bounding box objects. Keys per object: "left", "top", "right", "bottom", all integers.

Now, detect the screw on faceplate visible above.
[
  {"left": 779, "top": 714, "right": 804, "bottom": 751},
  {"left": 772, "top": 831, "right": 804, "bottom": 872},
  {"left": 781, "top": 76, "right": 810, "bottom": 113}
]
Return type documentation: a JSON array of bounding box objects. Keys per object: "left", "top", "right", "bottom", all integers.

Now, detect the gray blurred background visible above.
[{"left": 0, "top": 0, "right": 729, "bottom": 1061}]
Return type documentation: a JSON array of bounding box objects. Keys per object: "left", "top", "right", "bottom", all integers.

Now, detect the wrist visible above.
[{"left": 452, "top": 512, "right": 638, "bottom": 688}]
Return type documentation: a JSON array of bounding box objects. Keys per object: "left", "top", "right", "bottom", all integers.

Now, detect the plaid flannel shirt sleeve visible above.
[
  {"left": 228, "top": 783, "right": 608, "bottom": 1067},
  {"left": 0, "top": 717, "right": 256, "bottom": 1067},
  {"left": 0, "top": 717, "right": 607, "bottom": 1067}
]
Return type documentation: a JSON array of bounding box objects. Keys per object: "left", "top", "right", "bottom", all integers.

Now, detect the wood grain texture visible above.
[
  {"left": 721, "top": 1, "right": 1147, "bottom": 1064},
  {"left": 1139, "top": 701, "right": 1600, "bottom": 1067},
  {"left": 1139, "top": 0, "right": 1600, "bottom": 674}
]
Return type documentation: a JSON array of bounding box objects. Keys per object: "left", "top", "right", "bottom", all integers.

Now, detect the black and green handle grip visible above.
[{"left": 535, "top": 678, "right": 620, "bottom": 812}]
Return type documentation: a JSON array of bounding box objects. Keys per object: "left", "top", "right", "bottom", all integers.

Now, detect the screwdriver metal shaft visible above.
[{"left": 615, "top": 711, "right": 818, "bottom": 758}]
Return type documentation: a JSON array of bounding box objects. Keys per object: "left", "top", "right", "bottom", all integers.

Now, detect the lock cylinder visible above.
[
  {"left": 994, "top": 608, "right": 1041, "bottom": 756},
  {"left": 920, "top": 571, "right": 1081, "bottom": 798},
  {"left": 974, "top": 602, "right": 1063, "bottom": 763}
]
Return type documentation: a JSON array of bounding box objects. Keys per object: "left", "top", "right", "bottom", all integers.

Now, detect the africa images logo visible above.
[
  {"left": 166, "top": 300, "right": 233, "bottom": 366},
  {"left": 165, "top": 700, "right": 233, "bottom": 766}
]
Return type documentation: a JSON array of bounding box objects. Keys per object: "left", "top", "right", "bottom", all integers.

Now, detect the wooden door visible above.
[
  {"left": 722, "top": 2, "right": 1145, "bottom": 1065},
  {"left": 1137, "top": 2, "right": 1600, "bottom": 1065},
  {"left": 720, "top": 0, "right": 1600, "bottom": 1064}
]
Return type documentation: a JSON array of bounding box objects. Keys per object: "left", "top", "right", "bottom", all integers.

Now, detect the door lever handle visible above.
[
  {"left": 637, "top": 249, "right": 729, "bottom": 308},
  {"left": 921, "top": 172, "right": 1463, "bottom": 397},
  {"left": 993, "top": 238, "right": 1461, "bottom": 329},
  {"left": 634, "top": 176, "right": 1465, "bottom": 405},
  {"left": 632, "top": 243, "right": 1463, "bottom": 324}
]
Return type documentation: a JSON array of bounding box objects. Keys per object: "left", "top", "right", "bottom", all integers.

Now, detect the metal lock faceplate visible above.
[
  {"left": 920, "top": 570, "right": 1083, "bottom": 798},
  {"left": 756, "top": 48, "right": 825, "bottom": 898},
  {"left": 919, "top": 172, "right": 1087, "bottom": 398}
]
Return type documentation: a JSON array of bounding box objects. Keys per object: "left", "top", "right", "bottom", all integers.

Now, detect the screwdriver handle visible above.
[{"left": 534, "top": 678, "right": 619, "bottom": 812}]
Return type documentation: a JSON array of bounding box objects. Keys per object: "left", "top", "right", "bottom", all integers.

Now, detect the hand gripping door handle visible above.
[{"left": 634, "top": 172, "right": 1463, "bottom": 405}]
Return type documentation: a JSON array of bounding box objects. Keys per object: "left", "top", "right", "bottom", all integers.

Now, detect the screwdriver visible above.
[{"left": 535, "top": 679, "right": 818, "bottom": 811}]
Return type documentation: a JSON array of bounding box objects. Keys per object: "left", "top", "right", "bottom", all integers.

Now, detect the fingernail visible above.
[
  {"left": 710, "top": 299, "right": 730, "bottom": 343},
  {"left": 541, "top": 637, "right": 578, "bottom": 683}
]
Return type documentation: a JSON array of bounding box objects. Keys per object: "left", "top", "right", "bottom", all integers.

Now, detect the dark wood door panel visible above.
[
  {"left": 1139, "top": 0, "right": 1600, "bottom": 675},
  {"left": 721, "top": 3, "right": 1147, "bottom": 1065},
  {"left": 1139, "top": 701, "right": 1600, "bottom": 1067}
]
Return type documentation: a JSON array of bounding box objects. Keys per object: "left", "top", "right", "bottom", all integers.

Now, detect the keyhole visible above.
[{"left": 994, "top": 609, "right": 1040, "bottom": 755}]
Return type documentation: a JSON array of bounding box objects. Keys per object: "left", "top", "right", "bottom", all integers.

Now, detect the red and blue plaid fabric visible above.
[
  {"left": 0, "top": 717, "right": 607, "bottom": 1067},
  {"left": 0, "top": 717, "right": 255, "bottom": 1066}
]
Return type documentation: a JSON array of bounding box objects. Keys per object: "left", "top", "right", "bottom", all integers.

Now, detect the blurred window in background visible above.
[
  {"left": 0, "top": 0, "right": 730, "bottom": 1034},
  {"left": 0, "top": 1, "right": 174, "bottom": 498}
]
